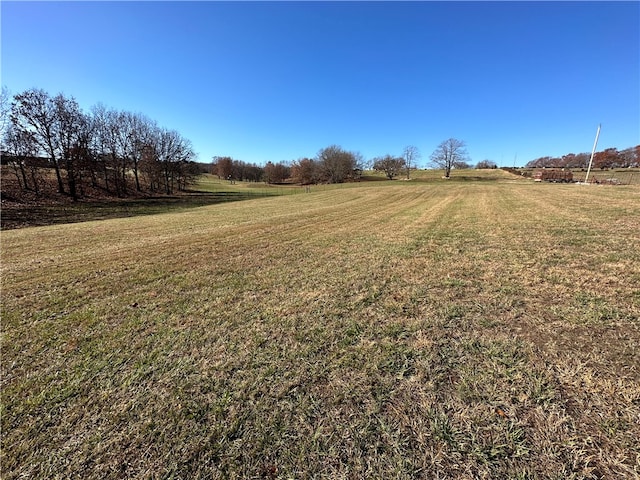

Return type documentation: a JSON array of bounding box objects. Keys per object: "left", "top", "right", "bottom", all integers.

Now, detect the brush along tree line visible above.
[{"left": 1, "top": 88, "right": 201, "bottom": 200}]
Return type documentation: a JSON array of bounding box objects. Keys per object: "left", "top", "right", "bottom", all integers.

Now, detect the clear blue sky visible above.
[{"left": 2, "top": 1, "right": 639, "bottom": 167}]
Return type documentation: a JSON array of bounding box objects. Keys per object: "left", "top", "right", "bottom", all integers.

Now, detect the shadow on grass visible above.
[{"left": 1, "top": 190, "right": 280, "bottom": 230}]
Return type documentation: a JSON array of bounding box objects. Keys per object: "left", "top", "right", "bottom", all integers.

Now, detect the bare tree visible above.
[
  {"left": 402, "top": 145, "right": 421, "bottom": 179},
  {"left": 317, "top": 145, "right": 357, "bottom": 183},
  {"left": 373, "top": 154, "right": 405, "bottom": 180},
  {"left": 352, "top": 151, "right": 365, "bottom": 179},
  {"left": 152, "top": 128, "right": 195, "bottom": 194},
  {"left": 10, "top": 89, "right": 92, "bottom": 199},
  {"left": 476, "top": 159, "right": 497, "bottom": 169},
  {"left": 243, "top": 163, "right": 264, "bottom": 182},
  {"left": 117, "top": 111, "right": 155, "bottom": 193},
  {"left": 619, "top": 146, "right": 639, "bottom": 168},
  {"left": 52, "top": 93, "right": 87, "bottom": 200},
  {"left": 9, "top": 87, "right": 198, "bottom": 198},
  {"left": 264, "top": 161, "right": 290, "bottom": 184},
  {"left": 213, "top": 156, "right": 233, "bottom": 180},
  {"left": 89, "top": 103, "right": 117, "bottom": 191},
  {"left": 4, "top": 125, "right": 41, "bottom": 192},
  {"left": 453, "top": 160, "right": 471, "bottom": 170},
  {"left": 11, "top": 88, "right": 65, "bottom": 193},
  {"left": 430, "top": 138, "right": 469, "bottom": 178},
  {"left": 139, "top": 141, "right": 162, "bottom": 192}
]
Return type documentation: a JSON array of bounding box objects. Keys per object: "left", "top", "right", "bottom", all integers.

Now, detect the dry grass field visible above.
[{"left": 2, "top": 178, "right": 639, "bottom": 479}]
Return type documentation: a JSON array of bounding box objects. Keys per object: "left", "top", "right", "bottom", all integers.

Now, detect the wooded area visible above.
[{"left": 2, "top": 88, "right": 201, "bottom": 200}]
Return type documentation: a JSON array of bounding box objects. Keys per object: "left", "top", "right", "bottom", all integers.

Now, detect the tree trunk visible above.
[
  {"left": 133, "top": 160, "right": 141, "bottom": 192},
  {"left": 52, "top": 156, "right": 65, "bottom": 193},
  {"left": 121, "top": 163, "right": 128, "bottom": 195},
  {"left": 19, "top": 161, "right": 30, "bottom": 189},
  {"left": 10, "top": 162, "right": 25, "bottom": 190},
  {"left": 65, "top": 158, "right": 78, "bottom": 201},
  {"left": 103, "top": 163, "right": 110, "bottom": 192},
  {"left": 29, "top": 167, "right": 40, "bottom": 194},
  {"left": 163, "top": 162, "right": 172, "bottom": 194}
]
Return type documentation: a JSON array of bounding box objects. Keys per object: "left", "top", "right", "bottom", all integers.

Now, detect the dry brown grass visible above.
[{"left": 2, "top": 181, "right": 639, "bottom": 479}]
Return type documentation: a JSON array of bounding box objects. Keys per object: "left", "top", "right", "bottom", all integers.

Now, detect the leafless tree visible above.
[
  {"left": 430, "top": 138, "right": 469, "bottom": 178},
  {"left": 453, "top": 160, "right": 471, "bottom": 170},
  {"left": 152, "top": 128, "right": 195, "bottom": 194},
  {"left": 52, "top": 93, "right": 88, "bottom": 200},
  {"left": 373, "top": 154, "right": 405, "bottom": 180},
  {"left": 475, "top": 159, "right": 497, "bottom": 169},
  {"left": 317, "top": 145, "right": 357, "bottom": 183},
  {"left": 10, "top": 88, "right": 65, "bottom": 193},
  {"left": 264, "top": 161, "right": 290, "bottom": 184},
  {"left": 9, "top": 87, "right": 199, "bottom": 197},
  {"left": 89, "top": 103, "right": 116, "bottom": 191},
  {"left": 619, "top": 146, "right": 639, "bottom": 168},
  {"left": 118, "top": 111, "right": 155, "bottom": 192},
  {"left": 212, "top": 156, "right": 233, "bottom": 180},
  {"left": 402, "top": 145, "right": 421, "bottom": 179},
  {"left": 4, "top": 125, "right": 41, "bottom": 192},
  {"left": 351, "top": 151, "right": 365, "bottom": 179}
]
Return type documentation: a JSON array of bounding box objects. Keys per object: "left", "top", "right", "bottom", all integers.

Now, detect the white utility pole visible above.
[{"left": 584, "top": 124, "right": 601, "bottom": 184}]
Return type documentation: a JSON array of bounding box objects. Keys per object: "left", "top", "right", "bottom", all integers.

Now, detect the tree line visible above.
[
  {"left": 211, "top": 145, "right": 366, "bottom": 185},
  {"left": 5, "top": 85, "right": 637, "bottom": 198},
  {"left": 1, "top": 87, "right": 200, "bottom": 200},
  {"left": 212, "top": 139, "right": 475, "bottom": 185},
  {"left": 526, "top": 146, "right": 639, "bottom": 170}
]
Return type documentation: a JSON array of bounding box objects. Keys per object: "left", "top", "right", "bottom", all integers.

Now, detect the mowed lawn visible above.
[{"left": 2, "top": 181, "right": 639, "bottom": 479}]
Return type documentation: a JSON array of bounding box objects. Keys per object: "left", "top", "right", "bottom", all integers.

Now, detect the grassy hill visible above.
[{"left": 2, "top": 179, "right": 639, "bottom": 478}]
